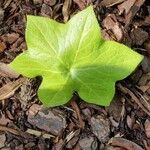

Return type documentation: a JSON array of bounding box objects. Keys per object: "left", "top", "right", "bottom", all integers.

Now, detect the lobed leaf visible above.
[{"left": 9, "top": 6, "right": 143, "bottom": 107}]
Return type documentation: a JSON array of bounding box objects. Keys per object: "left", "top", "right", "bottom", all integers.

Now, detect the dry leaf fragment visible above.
[{"left": 0, "top": 78, "right": 27, "bottom": 101}]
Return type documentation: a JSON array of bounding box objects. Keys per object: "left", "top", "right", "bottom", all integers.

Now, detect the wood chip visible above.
[
  {"left": 124, "top": 0, "right": 145, "bottom": 27},
  {"left": 0, "top": 78, "right": 27, "bottom": 101},
  {"left": 0, "top": 7, "right": 4, "bottom": 23},
  {"left": 0, "top": 62, "right": 19, "bottom": 78},
  {"left": 137, "top": 85, "right": 150, "bottom": 92},
  {"left": 144, "top": 40, "right": 150, "bottom": 56},
  {"left": 126, "top": 115, "right": 134, "bottom": 129},
  {"left": 27, "top": 104, "right": 42, "bottom": 116},
  {"left": 91, "top": 115, "right": 110, "bottom": 142},
  {"left": 26, "top": 129, "right": 41, "bottom": 137},
  {"left": 65, "top": 130, "right": 80, "bottom": 143},
  {"left": 135, "top": 16, "right": 150, "bottom": 27},
  {"left": 79, "top": 136, "right": 96, "bottom": 150},
  {"left": 130, "top": 28, "right": 148, "bottom": 46},
  {"left": 73, "top": 0, "right": 92, "bottom": 10},
  {"left": 143, "top": 140, "right": 150, "bottom": 150},
  {"left": 136, "top": 91, "right": 150, "bottom": 113},
  {"left": 0, "top": 125, "right": 20, "bottom": 136},
  {"left": 0, "top": 113, "right": 12, "bottom": 126},
  {"left": 118, "top": 0, "right": 136, "bottom": 15},
  {"left": 62, "top": 0, "right": 71, "bottom": 22},
  {"left": 110, "top": 137, "right": 144, "bottom": 150},
  {"left": 70, "top": 95, "right": 85, "bottom": 129},
  {"left": 118, "top": 84, "right": 150, "bottom": 116},
  {"left": 138, "top": 74, "right": 150, "bottom": 86},
  {"left": 41, "top": 3, "right": 52, "bottom": 17},
  {"left": 102, "top": 14, "right": 123, "bottom": 41},
  {"left": 43, "top": 133, "right": 54, "bottom": 139},
  {"left": 102, "top": 29, "right": 113, "bottom": 40},
  {"left": 0, "top": 124, "right": 33, "bottom": 139},
  {"left": 3, "top": 0, "right": 12, "bottom": 9},
  {"left": 100, "top": 0, "right": 125, "bottom": 7},
  {"left": 144, "top": 119, "right": 150, "bottom": 138},
  {"left": 28, "top": 105, "right": 66, "bottom": 136},
  {"left": 44, "top": 0, "right": 57, "bottom": 6},
  {"left": 107, "top": 96, "right": 124, "bottom": 122},
  {"left": 33, "top": 0, "right": 43, "bottom": 5},
  {"left": 1, "top": 33, "right": 19, "bottom": 44},
  {"left": 26, "top": 129, "right": 50, "bottom": 137},
  {"left": 141, "top": 57, "right": 150, "bottom": 73},
  {"left": 0, "top": 42, "right": 6, "bottom": 52},
  {"left": 0, "top": 134, "right": 6, "bottom": 149}
]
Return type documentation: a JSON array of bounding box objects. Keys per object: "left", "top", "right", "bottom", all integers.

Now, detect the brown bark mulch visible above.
[{"left": 0, "top": 0, "right": 150, "bottom": 149}]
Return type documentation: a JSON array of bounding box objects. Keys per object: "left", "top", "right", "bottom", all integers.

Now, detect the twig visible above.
[
  {"left": 0, "top": 124, "right": 33, "bottom": 139},
  {"left": 0, "top": 124, "right": 20, "bottom": 136}
]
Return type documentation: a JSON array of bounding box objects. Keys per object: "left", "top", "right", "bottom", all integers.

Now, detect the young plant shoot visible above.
[{"left": 9, "top": 6, "right": 143, "bottom": 107}]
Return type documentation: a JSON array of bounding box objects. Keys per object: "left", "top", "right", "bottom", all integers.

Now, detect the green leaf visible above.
[{"left": 9, "top": 6, "right": 143, "bottom": 107}]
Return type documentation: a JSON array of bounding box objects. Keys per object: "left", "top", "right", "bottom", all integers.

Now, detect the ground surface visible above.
[{"left": 0, "top": 0, "right": 150, "bottom": 150}]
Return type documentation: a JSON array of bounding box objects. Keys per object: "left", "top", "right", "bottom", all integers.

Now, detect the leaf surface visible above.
[{"left": 9, "top": 6, "right": 143, "bottom": 106}]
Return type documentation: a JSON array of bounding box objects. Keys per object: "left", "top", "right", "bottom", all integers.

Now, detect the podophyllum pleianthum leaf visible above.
[{"left": 9, "top": 6, "right": 143, "bottom": 107}]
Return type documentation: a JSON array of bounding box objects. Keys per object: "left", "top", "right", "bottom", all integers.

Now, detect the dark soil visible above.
[{"left": 0, "top": 0, "right": 150, "bottom": 150}]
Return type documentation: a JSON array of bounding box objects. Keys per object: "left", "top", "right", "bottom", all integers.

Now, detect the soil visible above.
[{"left": 0, "top": 0, "right": 150, "bottom": 150}]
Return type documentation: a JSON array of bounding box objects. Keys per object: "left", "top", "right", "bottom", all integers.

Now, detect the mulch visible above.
[{"left": 0, "top": 0, "right": 150, "bottom": 149}]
